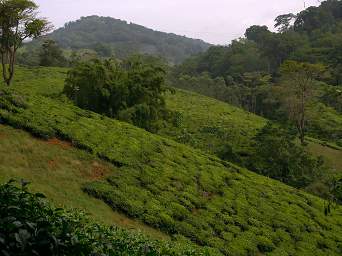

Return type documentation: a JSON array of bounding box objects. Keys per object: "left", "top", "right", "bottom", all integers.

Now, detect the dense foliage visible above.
[
  {"left": 64, "top": 56, "right": 170, "bottom": 131},
  {"left": 249, "top": 123, "right": 324, "bottom": 188},
  {"left": 39, "top": 40, "right": 68, "bottom": 67},
  {"left": 26, "top": 15, "right": 210, "bottom": 64},
  {"left": 0, "top": 180, "right": 215, "bottom": 256},
  {"left": 171, "top": 0, "right": 342, "bottom": 146}
]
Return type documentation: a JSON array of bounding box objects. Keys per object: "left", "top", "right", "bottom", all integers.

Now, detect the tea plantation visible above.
[
  {"left": 0, "top": 180, "right": 215, "bottom": 256},
  {"left": 159, "top": 89, "right": 266, "bottom": 157},
  {"left": 0, "top": 66, "right": 342, "bottom": 255}
]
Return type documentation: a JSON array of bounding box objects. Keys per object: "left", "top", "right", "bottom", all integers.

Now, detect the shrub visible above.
[
  {"left": 64, "top": 56, "right": 171, "bottom": 132},
  {"left": 249, "top": 122, "right": 324, "bottom": 188}
]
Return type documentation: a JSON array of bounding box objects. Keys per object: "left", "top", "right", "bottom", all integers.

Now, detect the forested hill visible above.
[{"left": 38, "top": 15, "right": 211, "bottom": 64}]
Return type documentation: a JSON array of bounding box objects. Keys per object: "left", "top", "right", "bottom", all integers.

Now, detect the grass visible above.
[
  {"left": 307, "top": 102, "right": 342, "bottom": 147},
  {"left": 159, "top": 89, "right": 267, "bottom": 156},
  {"left": 307, "top": 141, "right": 342, "bottom": 173},
  {"left": 0, "top": 124, "right": 168, "bottom": 240},
  {"left": 0, "top": 66, "right": 342, "bottom": 255}
]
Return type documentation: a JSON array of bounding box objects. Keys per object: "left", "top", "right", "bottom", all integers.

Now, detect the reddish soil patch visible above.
[
  {"left": 46, "top": 138, "right": 72, "bottom": 150},
  {"left": 48, "top": 159, "right": 58, "bottom": 169},
  {"left": 85, "top": 161, "right": 111, "bottom": 180}
]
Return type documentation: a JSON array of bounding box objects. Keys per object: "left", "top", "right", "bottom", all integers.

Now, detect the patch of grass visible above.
[
  {"left": 307, "top": 102, "right": 342, "bottom": 147},
  {"left": 307, "top": 140, "right": 342, "bottom": 173},
  {"left": 0, "top": 67, "right": 342, "bottom": 255},
  {"left": 0, "top": 124, "right": 168, "bottom": 240}
]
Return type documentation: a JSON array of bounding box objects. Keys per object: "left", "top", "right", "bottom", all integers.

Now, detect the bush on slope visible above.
[{"left": 0, "top": 180, "right": 215, "bottom": 256}]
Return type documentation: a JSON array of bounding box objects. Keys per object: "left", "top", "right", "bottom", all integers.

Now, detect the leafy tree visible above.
[
  {"left": 39, "top": 39, "right": 68, "bottom": 67},
  {"left": 64, "top": 56, "right": 170, "bottom": 131},
  {"left": 279, "top": 60, "right": 325, "bottom": 144},
  {"left": 250, "top": 122, "right": 322, "bottom": 188},
  {"left": 274, "top": 13, "right": 297, "bottom": 33},
  {"left": 244, "top": 25, "right": 270, "bottom": 44},
  {"left": 0, "top": 0, "right": 50, "bottom": 85},
  {"left": 325, "top": 175, "right": 342, "bottom": 215}
]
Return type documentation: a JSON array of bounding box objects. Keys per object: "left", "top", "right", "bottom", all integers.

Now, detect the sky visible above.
[{"left": 34, "top": 0, "right": 320, "bottom": 45}]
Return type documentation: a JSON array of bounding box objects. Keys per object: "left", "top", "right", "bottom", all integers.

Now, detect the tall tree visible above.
[
  {"left": 280, "top": 60, "right": 325, "bottom": 144},
  {"left": 274, "top": 13, "right": 296, "bottom": 33},
  {"left": 0, "top": 0, "right": 50, "bottom": 85},
  {"left": 39, "top": 39, "right": 67, "bottom": 67}
]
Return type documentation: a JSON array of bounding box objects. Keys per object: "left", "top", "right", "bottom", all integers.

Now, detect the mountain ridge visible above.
[{"left": 33, "top": 15, "right": 211, "bottom": 64}]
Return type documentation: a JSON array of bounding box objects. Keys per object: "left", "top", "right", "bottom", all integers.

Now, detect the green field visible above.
[{"left": 0, "top": 66, "right": 342, "bottom": 255}]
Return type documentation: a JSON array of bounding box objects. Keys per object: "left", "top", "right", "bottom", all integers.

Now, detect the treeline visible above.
[{"left": 171, "top": 0, "right": 342, "bottom": 145}]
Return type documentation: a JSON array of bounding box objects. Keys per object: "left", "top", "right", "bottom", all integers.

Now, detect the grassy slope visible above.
[
  {"left": 0, "top": 124, "right": 168, "bottom": 240},
  {"left": 0, "top": 67, "right": 341, "bottom": 255},
  {"left": 159, "top": 89, "right": 266, "bottom": 156},
  {"left": 10, "top": 66, "right": 341, "bottom": 163}
]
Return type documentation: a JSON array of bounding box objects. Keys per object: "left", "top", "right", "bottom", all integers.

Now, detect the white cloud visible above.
[{"left": 35, "top": 0, "right": 320, "bottom": 44}]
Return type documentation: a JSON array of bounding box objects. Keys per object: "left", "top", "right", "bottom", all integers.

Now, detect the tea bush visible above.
[{"left": 0, "top": 180, "right": 218, "bottom": 256}]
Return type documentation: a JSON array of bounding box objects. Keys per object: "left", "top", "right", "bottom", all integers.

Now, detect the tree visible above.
[
  {"left": 280, "top": 60, "right": 325, "bottom": 144},
  {"left": 274, "top": 13, "right": 296, "bottom": 33},
  {"left": 245, "top": 25, "right": 270, "bottom": 44},
  {"left": 39, "top": 39, "right": 67, "bottom": 67},
  {"left": 64, "top": 56, "right": 170, "bottom": 132},
  {"left": 250, "top": 122, "right": 322, "bottom": 188},
  {"left": 0, "top": 0, "right": 50, "bottom": 85}
]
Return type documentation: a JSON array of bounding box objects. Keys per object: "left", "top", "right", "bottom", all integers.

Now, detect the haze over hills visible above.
[{"left": 32, "top": 15, "right": 211, "bottom": 64}]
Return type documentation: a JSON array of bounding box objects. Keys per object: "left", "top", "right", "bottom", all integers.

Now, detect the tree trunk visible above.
[
  {"left": 7, "top": 49, "right": 15, "bottom": 86},
  {"left": 299, "top": 89, "right": 306, "bottom": 145},
  {"left": 1, "top": 51, "right": 8, "bottom": 85},
  {"left": 1, "top": 49, "right": 15, "bottom": 86}
]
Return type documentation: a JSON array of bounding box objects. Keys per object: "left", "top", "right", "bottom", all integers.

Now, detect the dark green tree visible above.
[
  {"left": 39, "top": 39, "right": 67, "bottom": 67},
  {"left": 274, "top": 13, "right": 296, "bottom": 33},
  {"left": 250, "top": 122, "right": 322, "bottom": 188},
  {"left": 64, "top": 56, "right": 170, "bottom": 131}
]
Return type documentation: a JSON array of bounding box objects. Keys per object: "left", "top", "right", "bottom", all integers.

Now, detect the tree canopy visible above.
[{"left": 0, "top": 0, "right": 50, "bottom": 85}]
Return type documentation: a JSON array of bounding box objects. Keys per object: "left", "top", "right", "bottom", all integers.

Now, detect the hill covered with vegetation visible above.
[
  {"left": 1, "top": 0, "right": 341, "bottom": 255},
  {"left": 0, "top": 66, "right": 342, "bottom": 255},
  {"left": 24, "top": 15, "right": 211, "bottom": 64},
  {"left": 172, "top": 0, "right": 342, "bottom": 146}
]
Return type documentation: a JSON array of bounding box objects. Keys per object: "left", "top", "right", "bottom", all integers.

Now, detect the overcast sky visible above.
[{"left": 34, "top": 0, "right": 320, "bottom": 45}]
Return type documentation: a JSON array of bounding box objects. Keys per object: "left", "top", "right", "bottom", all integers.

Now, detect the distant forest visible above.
[{"left": 20, "top": 15, "right": 211, "bottom": 64}]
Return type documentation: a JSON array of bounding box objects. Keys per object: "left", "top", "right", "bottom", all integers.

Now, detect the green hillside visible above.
[
  {"left": 0, "top": 66, "right": 342, "bottom": 255},
  {"left": 4, "top": 66, "right": 341, "bottom": 190},
  {"left": 7, "top": 66, "right": 266, "bottom": 156},
  {"left": 0, "top": 124, "right": 168, "bottom": 240},
  {"left": 26, "top": 15, "right": 211, "bottom": 64},
  {"left": 159, "top": 89, "right": 266, "bottom": 156}
]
